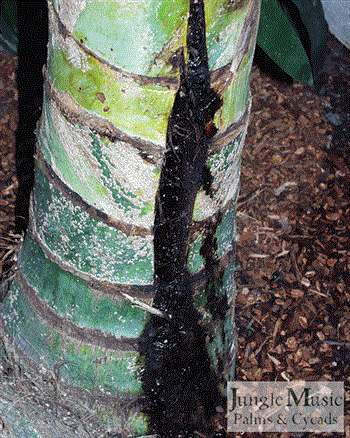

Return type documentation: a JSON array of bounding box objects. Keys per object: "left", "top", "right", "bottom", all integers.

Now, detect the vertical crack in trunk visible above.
[{"left": 139, "top": 1, "right": 227, "bottom": 437}]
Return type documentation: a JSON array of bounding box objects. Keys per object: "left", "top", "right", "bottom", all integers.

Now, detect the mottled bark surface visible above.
[
  {"left": 2, "top": 26, "right": 350, "bottom": 438},
  {"left": 0, "top": 0, "right": 261, "bottom": 435}
]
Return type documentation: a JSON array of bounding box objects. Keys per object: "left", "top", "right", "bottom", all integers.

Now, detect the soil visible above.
[{"left": 0, "top": 30, "right": 349, "bottom": 437}]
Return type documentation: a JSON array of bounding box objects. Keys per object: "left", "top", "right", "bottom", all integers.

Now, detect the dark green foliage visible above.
[
  {"left": 283, "top": 0, "right": 328, "bottom": 78},
  {"left": 0, "top": 0, "right": 17, "bottom": 54},
  {"left": 257, "top": 0, "right": 328, "bottom": 85}
]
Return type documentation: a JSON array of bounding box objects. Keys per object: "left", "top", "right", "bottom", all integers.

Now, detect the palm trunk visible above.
[{"left": 0, "top": 0, "right": 261, "bottom": 436}]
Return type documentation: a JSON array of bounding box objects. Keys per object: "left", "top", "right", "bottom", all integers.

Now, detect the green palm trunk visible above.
[{"left": 0, "top": 0, "right": 260, "bottom": 436}]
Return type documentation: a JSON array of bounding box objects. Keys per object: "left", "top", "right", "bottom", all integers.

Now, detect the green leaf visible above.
[
  {"left": 257, "top": 0, "right": 313, "bottom": 86},
  {"left": 287, "top": 0, "right": 328, "bottom": 79}
]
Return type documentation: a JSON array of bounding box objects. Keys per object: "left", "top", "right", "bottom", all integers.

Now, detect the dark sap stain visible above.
[
  {"left": 138, "top": 1, "right": 228, "bottom": 437},
  {"left": 138, "top": 278, "right": 224, "bottom": 438},
  {"left": 200, "top": 215, "right": 229, "bottom": 323},
  {"left": 202, "top": 165, "right": 214, "bottom": 197},
  {"left": 96, "top": 92, "right": 106, "bottom": 103},
  {"left": 168, "top": 47, "right": 184, "bottom": 73}
]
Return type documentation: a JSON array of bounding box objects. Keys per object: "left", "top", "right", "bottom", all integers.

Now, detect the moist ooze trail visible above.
[{"left": 138, "top": 1, "right": 225, "bottom": 437}]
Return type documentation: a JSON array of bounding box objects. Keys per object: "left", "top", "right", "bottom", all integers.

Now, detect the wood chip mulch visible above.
[
  {"left": 0, "top": 31, "right": 350, "bottom": 437},
  {"left": 234, "top": 36, "right": 350, "bottom": 437},
  {"left": 0, "top": 51, "right": 19, "bottom": 286},
  {"left": 235, "top": 64, "right": 350, "bottom": 382}
]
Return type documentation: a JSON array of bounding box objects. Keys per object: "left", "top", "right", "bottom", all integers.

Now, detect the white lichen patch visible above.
[
  {"left": 49, "top": 101, "right": 98, "bottom": 175},
  {"left": 128, "top": 235, "right": 153, "bottom": 259},
  {"left": 47, "top": 5, "right": 90, "bottom": 86},
  {"left": 192, "top": 190, "right": 219, "bottom": 222},
  {"left": 103, "top": 140, "right": 158, "bottom": 217},
  {"left": 42, "top": 124, "right": 154, "bottom": 232},
  {"left": 65, "top": 37, "right": 90, "bottom": 72},
  {"left": 32, "top": 180, "right": 154, "bottom": 284},
  {"left": 45, "top": 99, "right": 157, "bottom": 229},
  {"left": 209, "top": 128, "right": 248, "bottom": 208},
  {"left": 211, "top": 17, "right": 243, "bottom": 72},
  {"left": 52, "top": 0, "right": 86, "bottom": 33}
]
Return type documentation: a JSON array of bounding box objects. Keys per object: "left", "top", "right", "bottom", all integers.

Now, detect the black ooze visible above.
[{"left": 138, "top": 1, "right": 227, "bottom": 437}]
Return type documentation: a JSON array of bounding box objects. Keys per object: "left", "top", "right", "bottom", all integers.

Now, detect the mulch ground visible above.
[
  {"left": 234, "top": 34, "right": 350, "bottom": 436},
  {"left": 0, "top": 31, "right": 349, "bottom": 437},
  {"left": 0, "top": 51, "right": 19, "bottom": 288}
]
